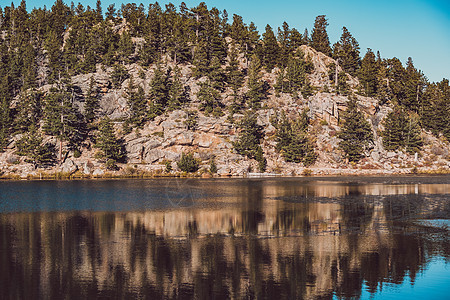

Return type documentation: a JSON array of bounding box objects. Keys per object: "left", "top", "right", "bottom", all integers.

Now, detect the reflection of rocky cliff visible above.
[{"left": 1, "top": 193, "right": 447, "bottom": 299}]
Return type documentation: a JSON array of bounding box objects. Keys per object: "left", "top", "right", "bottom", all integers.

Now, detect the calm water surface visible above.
[{"left": 0, "top": 176, "right": 449, "bottom": 299}]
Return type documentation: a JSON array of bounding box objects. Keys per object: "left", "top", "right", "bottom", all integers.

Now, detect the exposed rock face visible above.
[{"left": 1, "top": 45, "right": 448, "bottom": 178}]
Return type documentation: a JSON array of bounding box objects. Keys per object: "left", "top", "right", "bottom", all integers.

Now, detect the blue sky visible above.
[{"left": 4, "top": 0, "right": 450, "bottom": 82}]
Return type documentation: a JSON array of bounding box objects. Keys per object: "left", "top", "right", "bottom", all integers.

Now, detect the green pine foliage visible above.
[
  {"left": 0, "top": 97, "right": 11, "bottom": 152},
  {"left": 382, "top": 108, "right": 423, "bottom": 154},
  {"left": 177, "top": 152, "right": 199, "bottom": 173},
  {"left": 149, "top": 65, "right": 170, "bottom": 116},
  {"left": 262, "top": 24, "right": 280, "bottom": 71},
  {"left": 311, "top": 15, "right": 332, "bottom": 56},
  {"left": 358, "top": 49, "right": 378, "bottom": 97},
  {"left": 126, "top": 76, "right": 147, "bottom": 127},
  {"left": 332, "top": 27, "right": 360, "bottom": 76},
  {"left": 0, "top": 1, "right": 447, "bottom": 167},
  {"left": 233, "top": 112, "right": 266, "bottom": 171},
  {"left": 226, "top": 42, "right": 244, "bottom": 93},
  {"left": 272, "top": 111, "right": 317, "bottom": 166},
  {"left": 16, "top": 124, "right": 56, "bottom": 167},
  {"left": 246, "top": 54, "right": 265, "bottom": 108},
  {"left": 94, "top": 117, "right": 126, "bottom": 169},
  {"left": 275, "top": 52, "right": 313, "bottom": 98},
  {"left": 197, "top": 80, "right": 223, "bottom": 116},
  {"left": 168, "top": 67, "right": 188, "bottom": 110},
  {"left": 338, "top": 99, "right": 374, "bottom": 162},
  {"left": 84, "top": 77, "right": 99, "bottom": 124},
  {"left": 14, "top": 89, "right": 43, "bottom": 132},
  {"left": 43, "top": 86, "right": 87, "bottom": 150},
  {"left": 421, "top": 79, "right": 450, "bottom": 141}
]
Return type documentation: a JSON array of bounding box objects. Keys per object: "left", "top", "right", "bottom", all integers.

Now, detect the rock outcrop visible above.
[{"left": 1, "top": 46, "right": 448, "bottom": 178}]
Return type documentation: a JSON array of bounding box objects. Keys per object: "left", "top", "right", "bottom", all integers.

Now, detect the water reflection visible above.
[{"left": 0, "top": 177, "right": 449, "bottom": 299}]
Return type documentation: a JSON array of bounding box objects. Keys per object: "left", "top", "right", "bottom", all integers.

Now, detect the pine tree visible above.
[
  {"left": 383, "top": 108, "right": 423, "bottom": 154},
  {"left": 332, "top": 27, "right": 360, "bottom": 76},
  {"left": 149, "top": 64, "right": 170, "bottom": 116},
  {"left": 358, "top": 49, "right": 378, "bottom": 97},
  {"left": 43, "top": 86, "right": 87, "bottom": 154},
  {"left": 14, "top": 89, "right": 43, "bottom": 132},
  {"left": 208, "top": 56, "right": 226, "bottom": 92},
  {"left": 177, "top": 152, "right": 199, "bottom": 173},
  {"left": 126, "top": 76, "right": 147, "bottom": 127},
  {"left": 192, "top": 39, "right": 210, "bottom": 78},
  {"left": 311, "top": 15, "right": 331, "bottom": 56},
  {"left": 375, "top": 53, "right": 392, "bottom": 104},
  {"left": 117, "top": 32, "right": 135, "bottom": 64},
  {"left": 277, "top": 21, "right": 291, "bottom": 67},
  {"left": 275, "top": 54, "right": 310, "bottom": 98},
  {"left": 386, "top": 57, "right": 407, "bottom": 105},
  {"left": 226, "top": 42, "right": 244, "bottom": 93},
  {"left": 94, "top": 117, "right": 126, "bottom": 169},
  {"left": 16, "top": 124, "right": 56, "bottom": 167},
  {"left": 421, "top": 79, "right": 450, "bottom": 141},
  {"left": 262, "top": 24, "right": 280, "bottom": 71},
  {"left": 233, "top": 112, "right": 266, "bottom": 170},
  {"left": 197, "top": 80, "right": 222, "bottom": 115},
  {"left": 168, "top": 67, "right": 188, "bottom": 110},
  {"left": 338, "top": 99, "right": 374, "bottom": 162},
  {"left": 272, "top": 110, "right": 317, "bottom": 166},
  {"left": 110, "top": 64, "right": 130, "bottom": 88},
  {"left": 246, "top": 54, "right": 265, "bottom": 108},
  {"left": 403, "top": 57, "right": 425, "bottom": 112},
  {"left": 0, "top": 97, "right": 11, "bottom": 152},
  {"left": 84, "top": 76, "right": 99, "bottom": 124}
]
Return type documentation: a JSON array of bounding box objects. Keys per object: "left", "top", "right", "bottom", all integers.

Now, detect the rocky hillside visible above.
[{"left": 1, "top": 45, "right": 448, "bottom": 179}]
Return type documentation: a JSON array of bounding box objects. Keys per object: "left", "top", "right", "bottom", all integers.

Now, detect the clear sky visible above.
[{"left": 4, "top": 0, "right": 450, "bottom": 82}]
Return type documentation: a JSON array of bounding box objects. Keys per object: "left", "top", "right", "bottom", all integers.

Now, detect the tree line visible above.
[{"left": 0, "top": 1, "right": 447, "bottom": 169}]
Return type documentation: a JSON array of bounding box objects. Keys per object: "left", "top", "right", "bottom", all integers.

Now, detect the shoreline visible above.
[{"left": 1, "top": 166, "right": 449, "bottom": 181}]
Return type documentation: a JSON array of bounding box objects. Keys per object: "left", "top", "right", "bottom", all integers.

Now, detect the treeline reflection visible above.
[{"left": 1, "top": 189, "right": 448, "bottom": 299}]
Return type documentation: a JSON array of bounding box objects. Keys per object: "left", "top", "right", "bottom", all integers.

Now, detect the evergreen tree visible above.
[
  {"left": 168, "top": 66, "right": 188, "bottom": 110},
  {"left": 126, "top": 76, "right": 147, "bottom": 127},
  {"left": 110, "top": 64, "right": 129, "bottom": 88},
  {"left": 383, "top": 108, "right": 423, "bottom": 153},
  {"left": 177, "top": 152, "right": 199, "bottom": 172},
  {"left": 14, "top": 89, "right": 43, "bottom": 132},
  {"left": 226, "top": 42, "right": 244, "bottom": 93},
  {"left": 192, "top": 39, "right": 210, "bottom": 77},
  {"left": 375, "top": 53, "right": 392, "bottom": 104},
  {"left": 208, "top": 56, "right": 226, "bottom": 92},
  {"left": 338, "top": 99, "right": 374, "bottom": 162},
  {"left": 197, "top": 80, "right": 222, "bottom": 115},
  {"left": 246, "top": 54, "right": 265, "bottom": 108},
  {"left": 277, "top": 21, "right": 292, "bottom": 66},
  {"left": 94, "top": 117, "right": 125, "bottom": 169},
  {"left": 16, "top": 124, "right": 56, "bottom": 167},
  {"left": 262, "top": 24, "right": 280, "bottom": 71},
  {"left": 332, "top": 27, "right": 360, "bottom": 76},
  {"left": 43, "top": 86, "right": 87, "bottom": 154},
  {"left": 311, "top": 15, "right": 331, "bottom": 56},
  {"left": 233, "top": 112, "right": 266, "bottom": 170},
  {"left": 421, "top": 79, "right": 450, "bottom": 141},
  {"left": 149, "top": 64, "right": 170, "bottom": 116},
  {"left": 386, "top": 57, "right": 407, "bottom": 105},
  {"left": 84, "top": 76, "right": 99, "bottom": 124},
  {"left": 403, "top": 57, "right": 426, "bottom": 112},
  {"left": 358, "top": 49, "right": 378, "bottom": 97},
  {"left": 272, "top": 110, "right": 317, "bottom": 166},
  {"left": 0, "top": 97, "right": 11, "bottom": 152},
  {"left": 275, "top": 53, "right": 311, "bottom": 98},
  {"left": 117, "top": 32, "right": 134, "bottom": 64}
]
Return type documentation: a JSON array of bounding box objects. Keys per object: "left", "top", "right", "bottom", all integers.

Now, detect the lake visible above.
[{"left": 0, "top": 176, "right": 449, "bottom": 299}]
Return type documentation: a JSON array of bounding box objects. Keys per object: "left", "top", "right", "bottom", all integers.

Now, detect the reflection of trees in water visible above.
[{"left": 1, "top": 208, "right": 448, "bottom": 299}]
